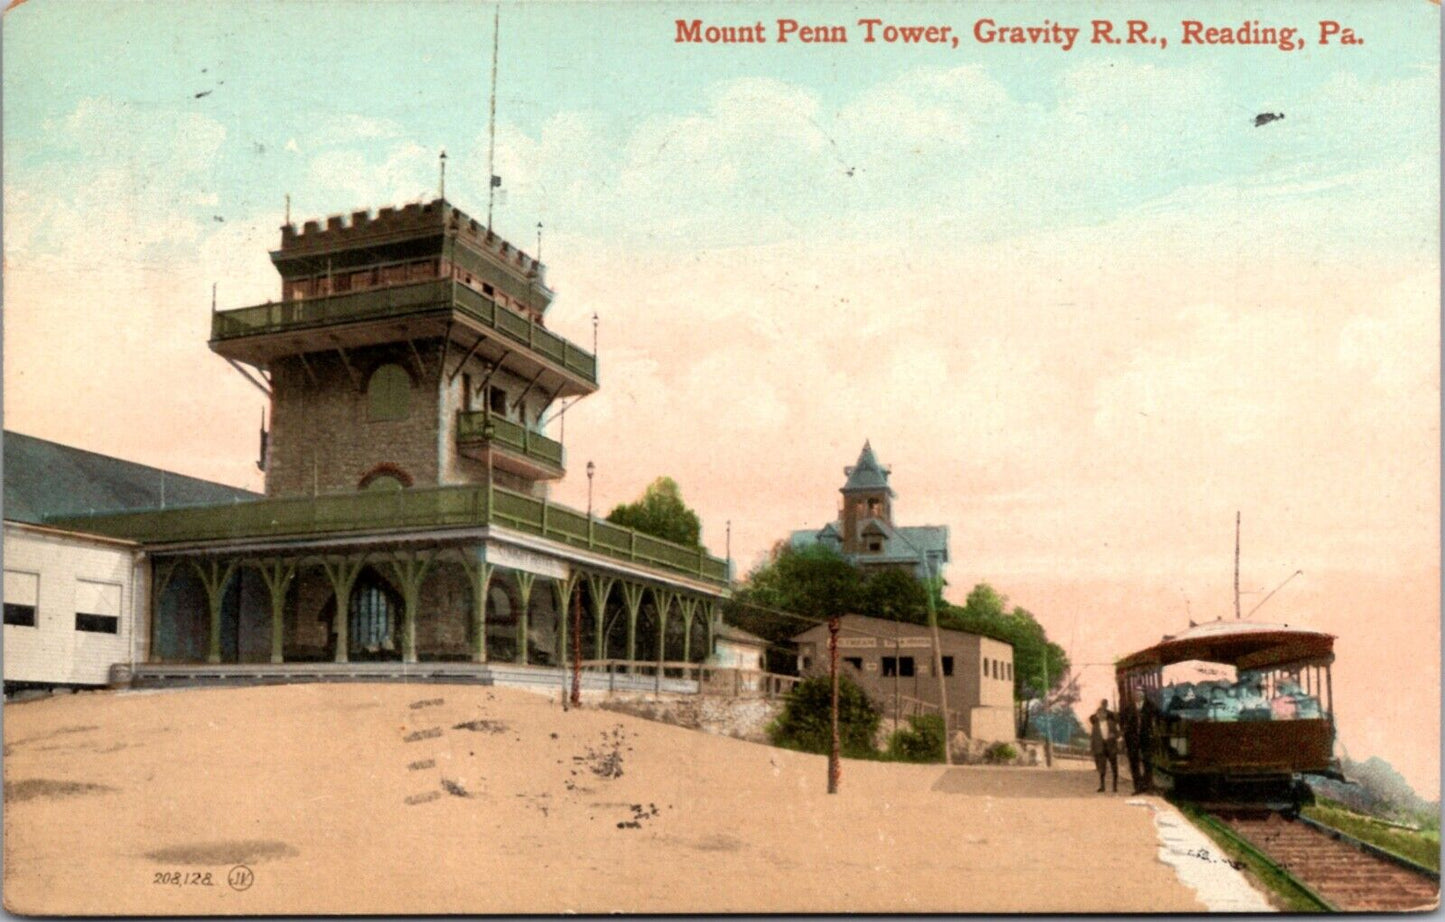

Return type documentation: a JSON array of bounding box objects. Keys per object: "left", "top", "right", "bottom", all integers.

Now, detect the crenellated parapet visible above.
[{"left": 277, "top": 198, "right": 548, "bottom": 290}]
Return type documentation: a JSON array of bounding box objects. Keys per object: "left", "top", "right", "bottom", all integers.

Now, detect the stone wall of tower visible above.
[
  {"left": 436, "top": 350, "right": 558, "bottom": 498},
  {"left": 265, "top": 342, "right": 445, "bottom": 497}
]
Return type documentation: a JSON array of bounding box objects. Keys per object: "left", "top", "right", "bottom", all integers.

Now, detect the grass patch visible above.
[
  {"left": 1303, "top": 801, "right": 1441, "bottom": 871},
  {"left": 1177, "top": 804, "right": 1333, "bottom": 912}
]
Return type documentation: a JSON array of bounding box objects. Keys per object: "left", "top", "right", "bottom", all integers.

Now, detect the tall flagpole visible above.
[{"left": 486, "top": 5, "right": 500, "bottom": 232}]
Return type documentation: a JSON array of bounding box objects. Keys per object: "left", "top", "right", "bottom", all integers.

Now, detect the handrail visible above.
[
  {"left": 45, "top": 482, "right": 728, "bottom": 585},
  {"left": 211, "top": 279, "right": 597, "bottom": 384},
  {"left": 456, "top": 411, "right": 565, "bottom": 468}
]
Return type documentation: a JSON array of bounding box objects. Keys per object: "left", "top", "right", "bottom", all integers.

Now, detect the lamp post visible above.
[{"left": 586, "top": 461, "right": 595, "bottom": 517}]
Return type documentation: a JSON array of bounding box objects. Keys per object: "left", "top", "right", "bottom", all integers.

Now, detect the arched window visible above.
[
  {"left": 487, "top": 584, "right": 514, "bottom": 623},
  {"left": 349, "top": 572, "right": 399, "bottom": 658},
  {"left": 367, "top": 363, "right": 412, "bottom": 421}
]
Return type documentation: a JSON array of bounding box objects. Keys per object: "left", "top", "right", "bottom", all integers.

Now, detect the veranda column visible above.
[
  {"left": 620, "top": 582, "right": 645, "bottom": 667},
  {"left": 456, "top": 547, "right": 494, "bottom": 663},
  {"left": 653, "top": 588, "right": 677, "bottom": 692},
  {"left": 586, "top": 574, "right": 616, "bottom": 662},
  {"left": 190, "top": 558, "right": 238, "bottom": 665},
  {"left": 514, "top": 570, "right": 536, "bottom": 665},
  {"left": 319, "top": 554, "right": 367, "bottom": 664},
  {"left": 388, "top": 549, "right": 436, "bottom": 664},
  {"left": 553, "top": 572, "right": 584, "bottom": 673},
  {"left": 253, "top": 557, "right": 297, "bottom": 665},
  {"left": 680, "top": 596, "right": 699, "bottom": 664}
]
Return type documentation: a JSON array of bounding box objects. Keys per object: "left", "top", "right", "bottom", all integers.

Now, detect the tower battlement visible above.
[{"left": 279, "top": 198, "right": 547, "bottom": 286}]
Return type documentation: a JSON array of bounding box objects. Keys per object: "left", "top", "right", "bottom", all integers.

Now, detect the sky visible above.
[{"left": 3, "top": 1, "right": 1439, "bottom": 792}]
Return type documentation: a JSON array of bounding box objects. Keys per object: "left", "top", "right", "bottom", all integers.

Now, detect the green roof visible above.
[
  {"left": 3, "top": 431, "right": 259, "bottom": 526},
  {"left": 841, "top": 440, "right": 892, "bottom": 494}
]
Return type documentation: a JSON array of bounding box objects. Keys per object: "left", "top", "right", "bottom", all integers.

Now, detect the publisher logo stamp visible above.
[{"left": 227, "top": 865, "right": 255, "bottom": 892}]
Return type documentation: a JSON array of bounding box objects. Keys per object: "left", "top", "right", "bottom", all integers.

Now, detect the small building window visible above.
[
  {"left": 867, "top": 498, "right": 880, "bottom": 516},
  {"left": 982, "top": 658, "right": 989, "bottom": 678},
  {"left": 883, "top": 656, "right": 915, "bottom": 677},
  {"left": 489, "top": 386, "right": 507, "bottom": 416},
  {"left": 368, "top": 364, "right": 413, "bottom": 421},
  {"left": 941, "top": 656, "right": 954, "bottom": 677},
  {"left": 74, "top": 579, "right": 121, "bottom": 634},
  {"left": 4, "top": 603, "right": 36, "bottom": 627},
  {"left": 76, "top": 613, "right": 119, "bottom": 634},
  {"left": 4, "top": 570, "right": 38, "bottom": 627},
  {"left": 844, "top": 657, "right": 863, "bottom": 671},
  {"left": 866, "top": 540, "right": 882, "bottom": 552},
  {"left": 1006, "top": 662, "right": 1012, "bottom": 681}
]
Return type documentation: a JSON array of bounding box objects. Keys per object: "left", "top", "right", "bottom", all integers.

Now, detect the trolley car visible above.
[{"left": 1116, "top": 619, "right": 1342, "bottom": 804}]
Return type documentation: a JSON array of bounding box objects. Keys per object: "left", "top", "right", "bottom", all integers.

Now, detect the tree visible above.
[
  {"left": 857, "top": 567, "right": 930, "bottom": 625},
  {"left": 725, "top": 544, "right": 863, "bottom": 673},
  {"left": 768, "top": 674, "right": 880, "bottom": 759},
  {"left": 938, "top": 582, "right": 1072, "bottom": 736},
  {"left": 605, "top": 476, "right": 702, "bottom": 547}
]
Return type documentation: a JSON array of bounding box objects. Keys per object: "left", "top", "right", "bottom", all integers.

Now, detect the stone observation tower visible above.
[
  {"left": 53, "top": 198, "right": 728, "bottom": 680},
  {"left": 212, "top": 198, "right": 595, "bottom": 497}
]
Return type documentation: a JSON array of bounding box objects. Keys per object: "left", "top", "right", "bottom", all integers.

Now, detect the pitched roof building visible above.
[
  {"left": 3, "top": 431, "right": 258, "bottom": 693},
  {"left": 4, "top": 431, "right": 258, "bottom": 524},
  {"left": 789, "top": 441, "right": 949, "bottom": 581}
]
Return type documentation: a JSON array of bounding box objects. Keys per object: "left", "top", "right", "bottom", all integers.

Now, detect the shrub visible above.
[
  {"left": 983, "top": 742, "right": 1018, "bottom": 764},
  {"left": 767, "top": 674, "right": 880, "bottom": 759},
  {"left": 886, "top": 714, "right": 946, "bottom": 763}
]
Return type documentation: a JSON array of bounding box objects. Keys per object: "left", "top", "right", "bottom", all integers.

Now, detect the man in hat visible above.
[{"left": 1089, "top": 699, "right": 1121, "bottom": 793}]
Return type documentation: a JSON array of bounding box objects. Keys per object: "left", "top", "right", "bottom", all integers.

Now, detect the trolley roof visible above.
[{"left": 1115, "top": 619, "right": 1335, "bottom": 672}]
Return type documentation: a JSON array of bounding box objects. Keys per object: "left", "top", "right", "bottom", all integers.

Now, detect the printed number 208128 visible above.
[{"left": 153, "top": 871, "right": 213, "bottom": 886}]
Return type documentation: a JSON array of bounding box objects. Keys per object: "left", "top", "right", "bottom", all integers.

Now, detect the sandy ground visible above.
[{"left": 3, "top": 683, "right": 1210, "bottom": 914}]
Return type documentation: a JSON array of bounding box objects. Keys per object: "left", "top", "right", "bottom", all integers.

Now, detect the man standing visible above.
[{"left": 1089, "top": 699, "right": 1120, "bottom": 793}]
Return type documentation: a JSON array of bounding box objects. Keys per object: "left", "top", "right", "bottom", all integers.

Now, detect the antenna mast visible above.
[
  {"left": 486, "top": 5, "right": 500, "bottom": 232},
  {"left": 1234, "top": 510, "right": 1241, "bottom": 619}
]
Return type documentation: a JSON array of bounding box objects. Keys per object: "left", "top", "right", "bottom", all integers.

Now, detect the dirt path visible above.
[{"left": 3, "top": 683, "right": 1208, "bottom": 914}]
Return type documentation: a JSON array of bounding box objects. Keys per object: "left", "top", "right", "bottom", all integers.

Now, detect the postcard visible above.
[{"left": 1, "top": 0, "right": 1438, "bottom": 914}]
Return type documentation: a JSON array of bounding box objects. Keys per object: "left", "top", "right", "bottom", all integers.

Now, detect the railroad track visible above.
[{"left": 1196, "top": 808, "right": 1439, "bottom": 912}]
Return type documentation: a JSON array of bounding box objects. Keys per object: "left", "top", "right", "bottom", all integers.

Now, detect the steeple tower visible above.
[{"left": 840, "top": 439, "right": 894, "bottom": 553}]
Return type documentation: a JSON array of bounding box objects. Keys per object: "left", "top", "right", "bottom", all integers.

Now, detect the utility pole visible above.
[
  {"left": 1040, "top": 656, "right": 1053, "bottom": 768},
  {"left": 827, "top": 614, "right": 841, "bottom": 794},
  {"left": 924, "top": 559, "right": 953, "bottom": 766},
  {"left": 1234, "top": 510, "right": 1242, "bottom": 619}
]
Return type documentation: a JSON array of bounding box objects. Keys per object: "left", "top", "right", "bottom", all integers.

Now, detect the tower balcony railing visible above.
[
  {"left": 455, "top": 410, "right": 565, "bottom": 471},
  {"left": 210, "top": 278, "right": 597, "bottom": 385},
  {"left": 45, "top": 483, "right": 729, "bottom": 585}
]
